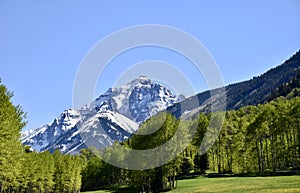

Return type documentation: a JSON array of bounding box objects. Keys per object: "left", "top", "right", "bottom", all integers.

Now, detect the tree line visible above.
[
  {"left": 19, "top": 149, "right": 84, "bottom": 193},
  {"left": 0, "top": 80, "right": 85, "bottom": 193},
  {"left": 208, "top": 97, "right": 300, "bottom": 173},
  {"left": 1, "top": 79, "right": 300, "bottom": 193},
  {"left": 81, "top": 113, "right": 204, "bottom": 192},
  {"left": 81, "top": 97, "right": 300, "bottom": 192}
]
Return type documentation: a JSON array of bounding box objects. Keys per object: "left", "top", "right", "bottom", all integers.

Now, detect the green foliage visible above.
[
  {"left": 53, "top": 150, "right": 84, "bottom": 193},
  {"left": 0, "top": 80, "right": 26, "bottom": 192},
  {"left": 208, "top": 98, "right": 300, "bottom": 174},
  {"left": 12, "top": 148, "right": 84, "bottom": 193},
  {"left": 268, "top": 73, "right": 300, "bottom": 101},
  {"left": 2, "top": 77, "right": 300, "bottom": 193},
  {"left": 81, "top": 113, "right": 212, "bottom": 192},
  {"left": 0, "top": 80, "right": 85, "bottom": 193},
  {"left": 81, "top": 97, "right": 300, "bottom": 192}
]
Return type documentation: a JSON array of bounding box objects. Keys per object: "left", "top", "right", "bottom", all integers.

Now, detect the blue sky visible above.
[{"left": 0, "top": 0, "right": 299, "bottom": 131}]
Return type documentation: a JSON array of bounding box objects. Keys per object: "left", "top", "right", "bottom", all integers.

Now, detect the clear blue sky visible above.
[{"left": 0, "top": 0, "right": 299, "bottom": 131}]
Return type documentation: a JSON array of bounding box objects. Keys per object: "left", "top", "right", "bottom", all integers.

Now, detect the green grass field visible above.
[{"left": 85, "top": 175, "right": 300, "bottom": 193}]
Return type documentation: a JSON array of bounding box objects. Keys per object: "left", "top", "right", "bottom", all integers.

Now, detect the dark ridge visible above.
[{"left": 167, "top": 49, "right": 300, "bottom": 116}]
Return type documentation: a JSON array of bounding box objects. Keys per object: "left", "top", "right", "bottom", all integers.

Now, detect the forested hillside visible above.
[
  {"left": 268, "top": 73, "right": 300, "bottom": 101},
  {"left": 1, "top": 50, "right": 300, "bottom": 193},
  {"left": 3, "top": 95, "right": 299, "bottom": 193},
  {"left": 81, "top": 97, "right": 300, "bottom": 192},
  {"left": 80, "top": 49, "right": 300, "bottom": 192},
  {"left": 226, "top": 50, "right": 300, "bottom": 109},
  {"left": 168, "top": 50, "right": 300, "bottom": 117}
]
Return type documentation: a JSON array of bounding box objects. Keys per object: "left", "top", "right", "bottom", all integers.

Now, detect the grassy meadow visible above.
[{"left": 85, "top": 175, "right": 300, "bottom": 193}]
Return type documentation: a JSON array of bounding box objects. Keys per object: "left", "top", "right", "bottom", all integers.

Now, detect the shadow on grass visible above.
[
  {"left": 105, "top": 187, "right": 137, "bottom": 193},
  {"left": 206, "top": 170, "right": 300, "bottom": 178},
  {"left": 177, "top": 174, "right": 205, "bottom": 180},
  {"left": 83, "top": 186, "right": 137, "bottom": 193},
  {"left": 85, "top": 170, "right": 300, "bottom": 193}
]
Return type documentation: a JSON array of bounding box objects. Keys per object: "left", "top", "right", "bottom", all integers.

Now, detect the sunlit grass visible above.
[
  {"left": 170, "top": 175, "right": 300, "bottom": 193},
  {"left": 84, "top": 175, "right": 300, "bottom": 193}
]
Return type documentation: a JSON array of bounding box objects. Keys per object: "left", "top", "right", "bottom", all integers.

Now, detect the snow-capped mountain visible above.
[{"left": 22, "top": 76, "right": 184, "bottom": 154}]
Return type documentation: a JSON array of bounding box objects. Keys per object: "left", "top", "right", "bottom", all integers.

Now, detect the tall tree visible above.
[{"left": 0, "top": 80, "right": 26, "bottom": 193}]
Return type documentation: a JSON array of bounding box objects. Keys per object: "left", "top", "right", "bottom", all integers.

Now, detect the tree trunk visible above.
[
  {"left": 265, "top": 138, "right": 269, "bottom": 170},
  {"left": 256, "top": 141, "right": 261, "bottom": 173},
  {"left": 218, "top": 135, "right": 221, "bottom": 174},
  {"left": 259, "top": 139, "right": 264, "bottom": 172},
  {"left": 271, "top": 135, "right": 276, "bottom": 172},
  {"left": 173, "top": 173, "right": 176, "bottom": 188},
  {"left": 280, "top": 133, "right": 287, "bottom": 170},
  {"left": 297, "top": 122, "right": 300, "bottom": 167},
  {"left": 286, "top": 129, "right": 292, "bottom": 167},
  {"left": 293, "top": 132, "right": 297, "bottom": 168}
]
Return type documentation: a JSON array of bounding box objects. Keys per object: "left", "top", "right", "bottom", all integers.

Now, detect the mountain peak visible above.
[
  {"left": 126, "top": 75, "right": 151, "bottom": 88},
  {"left": 102, "top": 76, "right": 181, "bottom": 123},
  {"left": 22, "top": 75, "right": 183, "bottom": 153}
]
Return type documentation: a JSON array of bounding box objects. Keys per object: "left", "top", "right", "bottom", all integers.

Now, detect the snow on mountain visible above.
[
  {"left": 22, "top": 109, "right": 81, "bottom": 151},
  {"left": 93, "top": 75, "right": 180, "bottom": 123},
  {"left": 22, "top": 76, "right": 184, "bottom": 154}
]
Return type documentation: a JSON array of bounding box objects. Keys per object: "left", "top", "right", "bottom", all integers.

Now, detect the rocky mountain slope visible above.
[{"left": 22, "top": 76, "right": 183, "bottom": 154}]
